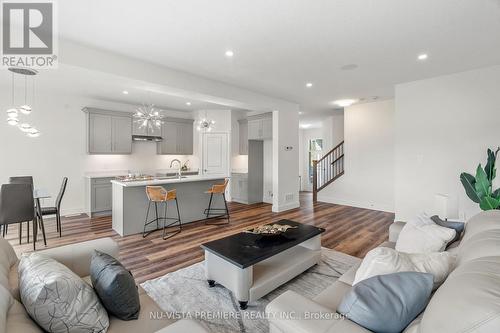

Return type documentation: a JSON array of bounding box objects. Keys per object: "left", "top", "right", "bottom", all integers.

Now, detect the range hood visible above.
[{"left": 132, "top": 135, "right": 163, "bottom": 142}]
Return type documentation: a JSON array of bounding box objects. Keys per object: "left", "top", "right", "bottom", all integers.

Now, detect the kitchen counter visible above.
[
  {"left": 85, "top": 169, "right": 199, "bottom": 179},
  {"left": 112, "top": 174, "right": 229, "bottom": 236},
  {"left": 111, "top": 174, "right": 226, "bottom": 187}
]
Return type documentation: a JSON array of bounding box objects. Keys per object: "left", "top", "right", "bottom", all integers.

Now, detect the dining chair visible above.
[
  {"left": 0, "top": 183, "right": 35, "bottom": 245},
  {"left": 8, "top": 176, "right": 33, "bottom": 242},
  {"left": 39, "top": 177, "right": 68, "bottom": 237}
]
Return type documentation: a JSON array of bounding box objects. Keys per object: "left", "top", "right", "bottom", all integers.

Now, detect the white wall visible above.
[
  {"left": 263, "top": 140, "right": 273, "bottom": 203},
  {"left": 272, "top": 110, "right": 300, "bottom": 212},
  {"left": 0, "top": 91, "right": 197, "bottom": 215},
  {"left": 318, "top": 100, "right": 395, "bottom": 212},
  {"left": 395, "top": 65, "right": 500, "bottom": 221},
  {"left": 230, "top": 110, "right": 248, "bottom": 172}
]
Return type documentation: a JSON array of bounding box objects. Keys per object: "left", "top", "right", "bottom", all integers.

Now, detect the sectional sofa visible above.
[{"left": 266, "top": 210, "right": 500, "bottom": 333}]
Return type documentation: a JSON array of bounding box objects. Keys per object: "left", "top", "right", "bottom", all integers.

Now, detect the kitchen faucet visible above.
[{"left": 170, "top": 159, "right": 182, "bottom": 179}]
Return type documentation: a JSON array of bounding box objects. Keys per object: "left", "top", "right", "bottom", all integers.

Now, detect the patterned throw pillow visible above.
[{"left": 18, "top": 253, "right": 109, "bottom": 333}]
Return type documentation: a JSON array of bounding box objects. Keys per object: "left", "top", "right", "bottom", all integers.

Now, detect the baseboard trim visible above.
[
  {"left": 317, "top": 195, "right": 394, "bottom": 213},
  {"left": 272, "top": 201, "right": 300, "bottom": 213}
]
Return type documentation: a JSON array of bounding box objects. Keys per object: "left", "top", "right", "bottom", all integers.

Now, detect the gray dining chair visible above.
[
  {"left": 0, "top": 183, "right": 35, "bottom": 245},
  {"left": 8, "top": 176, "right": 33, "bottom": 242},
  {"left": 39, "top": 177, "right": 68, "bottom": 237}
]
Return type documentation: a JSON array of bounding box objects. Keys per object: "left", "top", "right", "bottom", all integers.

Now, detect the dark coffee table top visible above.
[{"left": 201, "top": 220, "right": 325, "bottom": 268}]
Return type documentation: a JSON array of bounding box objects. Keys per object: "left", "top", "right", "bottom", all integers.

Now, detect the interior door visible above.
[{"left": 203, "top": 133, "right": 228, "bottom": 175}]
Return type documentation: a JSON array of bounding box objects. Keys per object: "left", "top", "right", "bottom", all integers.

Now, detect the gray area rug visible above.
[{"left": 141, "top": 248, "right": 360, "bottom": 333}]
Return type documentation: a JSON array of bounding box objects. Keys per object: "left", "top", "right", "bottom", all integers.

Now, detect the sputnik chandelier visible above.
[
  {"left": 133, "top": 104, "right": 164, "bottom": 130},
  {"left": 5, "top": 67, "right": 41, "bottom": 138}
]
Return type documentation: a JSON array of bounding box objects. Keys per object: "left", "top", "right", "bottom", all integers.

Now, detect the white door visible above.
[{"left": 203, "top": 133, "right": 228, "bottom": 175}]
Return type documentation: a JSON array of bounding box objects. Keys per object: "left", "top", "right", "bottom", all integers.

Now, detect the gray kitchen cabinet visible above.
[
  {"left": 238, "top": 119, "right": 248, "bottom": 155},
  {"left": 247, "top": 113, "right": 272, "bottom": 140},
  {"left": 112, "top": 116, "right": 133, "bottom": 153},
  {"left": 157, "top": 118, "right": 194, "bottom": 155},
  {"left": 89, "top": 113, "right": 112, "bottom": 153},
  {"left": 132, "top": 120, "right": 147, "bottom": 136},
  {"left": 262, "top": 117, "right": 273, "bottom": 139},
  {"left": 132, "top": 119, "right": 162, "bottom": 137},
  {"left": 90, "top": 177, "right": 113, "bottom": 215},
  {"left": 231, "top": 173, "right": 249, "bottom": 204},
  {"left": 84, "top": 108, "right": 132, "bottom": 154}
]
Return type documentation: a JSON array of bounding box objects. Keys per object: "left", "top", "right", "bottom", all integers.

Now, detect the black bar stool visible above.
[
  {"left": 204, "top": 178, "right": 230, "bottom": 225},
  {"left": 143, "top": 186, "right": 182, "bottom": 240}
]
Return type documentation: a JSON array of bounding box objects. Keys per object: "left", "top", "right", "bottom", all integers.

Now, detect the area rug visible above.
[{"left": 141, "top": 248, "right": 360, "bottom": 333}]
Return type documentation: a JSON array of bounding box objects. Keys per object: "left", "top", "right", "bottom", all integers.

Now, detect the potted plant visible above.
[{"left": 460, "top": 148, "right": 500, "bottom": 210}]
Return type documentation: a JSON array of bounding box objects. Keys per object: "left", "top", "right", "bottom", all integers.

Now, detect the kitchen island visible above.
[{"left": 111, "top": 175, "right": 228, "bottom": 236}]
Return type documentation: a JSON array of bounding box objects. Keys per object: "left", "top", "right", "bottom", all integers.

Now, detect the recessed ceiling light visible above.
[
  {"left": 417, "top": 53, "right": 428, "bottom": 61},
  {"left": 186, "top": 102, "right": 191, "bottom": 106},
  {"left": 300, "top": 124, "right": 312, "bottom": 129},
  {"left": 306, "top": 82, "right": 313, "bottom": 88},
  {"left": 298, "top": 111, "right": 304, "bottom": 115},
  {"left": 122, "top": 90, "right": 129, "bottom": 95},
  {"left": 333, "top": 99, "right": 357, "bottom": 107},
  {"left": 340, "top": 64, "right": 359, "bottom": 71},
  {"left": 225, "top": 50, "right": 234, "bottom": 57}
]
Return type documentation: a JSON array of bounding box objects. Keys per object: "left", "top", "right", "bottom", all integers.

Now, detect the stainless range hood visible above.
[{"left": 132, "top": 135, "right": 163, "bottom": 142}]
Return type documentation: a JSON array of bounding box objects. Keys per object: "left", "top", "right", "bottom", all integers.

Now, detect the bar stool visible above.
[
  {"left": 143, "top": 186, "right": 182, "bottom": 240},
  {"left": 204, "top": 178, "right": 230, "bottom": 225}
]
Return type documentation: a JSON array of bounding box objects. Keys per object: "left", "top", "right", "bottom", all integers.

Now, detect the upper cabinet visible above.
[
  {"left": 84, "top": 108, "right": 132, "bottom": 154},
  {"left": 238, "top": 119, "right": 248, "bottom": 155},
  {"left": 157, "top": 118, "right": 194, "bottom": 155},
  {"left": 247, "top": 113, "right": 272, "bottom": 140},
  {"left": 132, "top": 119, "right": 161, "bottom": 137}
]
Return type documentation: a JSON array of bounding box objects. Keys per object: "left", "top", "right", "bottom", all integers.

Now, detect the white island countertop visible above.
[{"left": 111, "top": 174, "right": 229, "bottom": 187}]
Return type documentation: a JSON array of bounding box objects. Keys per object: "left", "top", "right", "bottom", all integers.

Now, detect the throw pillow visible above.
[
  {"left": 353, "top": 246, "right": 455, "bottom": 289},
  {"left": 430, "top": 215, "right": 465, "bottom": 244},
  {"left": 90, "top": 250, "right": 140, "bottom": 320},
  {"left": 395, "top": 221, "right": 456, "bottom": 253},
  {"left": 338, "top": 272, "right": 433, "bottom": 333},
  {"left": 18, "top": 253, "right": 109, "bottom": 333}
]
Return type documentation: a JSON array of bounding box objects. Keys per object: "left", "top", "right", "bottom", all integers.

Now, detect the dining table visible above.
[{"left": 33, "top": 188, "right": 49, "bottom": 250}]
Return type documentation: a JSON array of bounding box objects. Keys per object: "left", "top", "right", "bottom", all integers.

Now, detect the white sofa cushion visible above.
[
  {"left": 353, "top": 247, "right": 455, "bottom": 288},
  {"left": 395, "top": 222, "right": 455, "bottom": 253},
  {"left": 419, "top": 256, "right": 500, "bottom": 333}
]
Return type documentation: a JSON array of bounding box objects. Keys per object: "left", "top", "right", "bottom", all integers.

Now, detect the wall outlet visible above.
[
  {"left": 268, "top": 191, "right": 273, "bottom": 197},
  {"left": 285, "top": 193, "right": 294, "bottom": 202}
]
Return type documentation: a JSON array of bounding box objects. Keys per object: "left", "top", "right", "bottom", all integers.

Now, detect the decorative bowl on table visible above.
[{"left": 246, "top": 224, "right": 297, "bottom": 237}]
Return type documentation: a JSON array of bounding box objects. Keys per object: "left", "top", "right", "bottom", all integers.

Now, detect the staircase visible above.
[{"left": 312, "top": 141, "right": 344, "bottom": 202}]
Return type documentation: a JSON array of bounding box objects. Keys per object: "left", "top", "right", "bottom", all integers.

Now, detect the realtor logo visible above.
[{"left": 1, "top": 1, "right": 58, "bottom": 68}]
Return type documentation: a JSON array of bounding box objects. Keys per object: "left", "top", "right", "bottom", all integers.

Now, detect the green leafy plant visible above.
[{"left": 460, "top": 148, "right": 500, "bottom": 210}]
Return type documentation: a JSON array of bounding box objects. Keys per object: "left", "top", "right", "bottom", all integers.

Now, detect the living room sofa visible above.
[
  {"left": 0, "top": 237, "right": 207, "bottom": 333},
  {"left": 266, "top": 210, "right": 500, "bottom": 333}
]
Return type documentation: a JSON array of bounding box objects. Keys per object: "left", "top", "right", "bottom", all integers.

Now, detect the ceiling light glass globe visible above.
[
  {"left": 18, "top": 123, "right": 32, "bottom": 132},
  {"left": 19, "top": 105, "right": 32, "bottom": 115},
  {"left": 7, "top": 117, "right": 19, "bottom": 126},
  {"left": 6, "top": 108, "right": 19, "bottom": 118}
]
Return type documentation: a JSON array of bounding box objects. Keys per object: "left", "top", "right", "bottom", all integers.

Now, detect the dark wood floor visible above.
[{"left": 7, "top": 193, "right": 394, "bottom": 284}]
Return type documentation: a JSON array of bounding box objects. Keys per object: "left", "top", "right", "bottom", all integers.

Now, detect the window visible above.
[{"left": 308, "top": 139, "right": 323, "bottom": 183}]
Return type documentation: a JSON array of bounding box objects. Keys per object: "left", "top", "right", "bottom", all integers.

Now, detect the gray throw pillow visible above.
[
  {"left": 431, "top": 215, "right": 465, "bottom": 244},
  {"left": 18, "top": 253, "right": 109, "bottom": 333},
  {"left": 338, "top": 272, "right": 433, "bottom": 333},
  {"left": 90, "top": 250, "right": 140, "bottom": 320}
]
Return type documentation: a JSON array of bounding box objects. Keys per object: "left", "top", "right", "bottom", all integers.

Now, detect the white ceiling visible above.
[
  {"left": 56, "top": 0, "right": 500, "bottom": 115},
  {"left": 0, "top": 64, "right": 246, "bottom": 112}
]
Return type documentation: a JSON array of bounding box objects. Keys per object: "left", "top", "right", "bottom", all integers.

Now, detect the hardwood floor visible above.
[{"left": 6, "top": 193, "right": 394, "bottom": 284}]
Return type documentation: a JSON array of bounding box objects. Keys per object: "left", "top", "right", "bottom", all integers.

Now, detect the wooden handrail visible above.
[
  {"left": 312, "top": 141, "right": 345, "bottom": 203},
  {"left": 317, "top": 140, "right": 344, "bottom": 164}
]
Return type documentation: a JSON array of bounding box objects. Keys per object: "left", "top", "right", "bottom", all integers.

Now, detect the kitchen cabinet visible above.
[
  {"left": 231, "top": 173, "right": 249, "bottom": 203},
  {"left": 157, "top": 118, "right": 194, "bottom": 155},
  {"left": 132, "top": 119, "right": 161, "bottom": 137},
  {"left": 238, "top": 119, "right": 248, "bottom": 155},
  {"left": 247, "top": 113, "right": 272, "bottom": 140},
  {"left": 84, "top": 108, "right": 132, "bottom": 154},
  {"left": 90, "top": 177, "right": 113, "bottom": 216}
]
